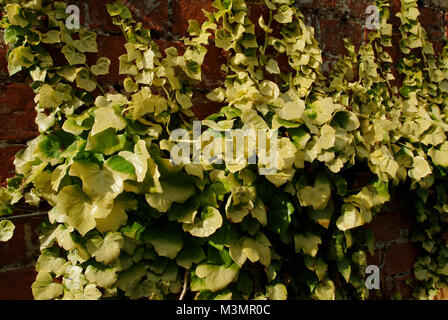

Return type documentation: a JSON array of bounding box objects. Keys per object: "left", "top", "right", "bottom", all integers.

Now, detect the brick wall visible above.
[{"left": 1, "top": 0, "right": 447, "bottom": 300}]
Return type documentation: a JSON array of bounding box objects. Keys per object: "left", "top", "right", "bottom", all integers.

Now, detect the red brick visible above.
[
  {"left": 319, "top": 18, "right": 363, "bottom": 57},
  {"left": 0, "top": 113, "right": 37, "bottom": 142},
  {"left": 201, "top": 44, "right": 227, "bottom": 87},
  {"left": 370, "top": 210, "right": 413, "bottom": 243},
  {"left": 0, "top": 84, "right": 35, "bottom": 114},
  {"left": 172, "top": 0, "right": 215, "bottom": 35},
  {"left": 0, "top": 146, "right": 25, "bottom": 186},
  {"left": 87, "top": 0, "right": 120, "bottom": 32},
  {"left": 297, "top": 0, "right": 372, "bottom": 20},
  {"left": 0, "top": 266, "right": 36, "bottom": 300},
  {"left": 384, "top": 273, "right": 414, "bottom": 300},
  {"left": 0, "top": 38, "right": 8, "bottom": 75},
  {"left": 0, "top": 219, "right": 26, "bottom": 266},
  {"left": 384, "top": 242, "right": 418, "bottom": 276},
  {"left": 123, "top": 0, "right": 169, "bottom": 32},
  {"left": 29, "top": 216, "right": 45, "bottom": 258},
  {"left": 191, "top": 92, "right": 224, "bottom": 121},
  {"left": 93, "top": 35, "right": 127, "bottom": 84}
]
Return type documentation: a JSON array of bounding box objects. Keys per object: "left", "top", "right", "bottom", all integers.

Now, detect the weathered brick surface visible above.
[
  {"left": 0, "top": 266, "right": 36, "bottom": 300},
  {"left": 172, "top": 0, "right": 215, "bottom": 35},
  {"left": 0, "top": 146, "right": 24, "bottom": 187},
  {"left": 0, "top": 219, "right": 26, "bottom": 266},
  {"left": 123, "top": 0, "right": 170, "bottom": 32},
  {"left": 0, "top": 0, "right": 447, "bottom": 300}
]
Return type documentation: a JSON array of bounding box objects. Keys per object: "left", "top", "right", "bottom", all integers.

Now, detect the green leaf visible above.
[
  {"left": 117, "top": 263, "right": 148, "bottom": 292},
  {"left": 86, "top": 128, "right": 128, "bottom": 155},
  {"left": 144, "top": 225, "right": 184, "bottom": 259},
  {"left": 337, "top": 259, "right": 351, "bottom": 283},
  {"left": 106, "top": 2, "right": 132, "bottom": 19},
  {"left": 267, "top": 194, "right": 294, "bottom": 234},
  {"left": 176, "top": 245, "right": 206, "bottom": 269},
  {"left": 308, "top": 200, "right": 333, "bottom": 229},
  {"left": 273, "top": 5, "right": 294, "bottom": 24},
  {"left": 294, "top": 232, "right": 322, "bottom": 257}
]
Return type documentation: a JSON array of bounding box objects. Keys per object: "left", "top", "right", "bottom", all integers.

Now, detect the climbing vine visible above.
[{"left": 0, "top": 0, "right": 447, "bottom": 300}]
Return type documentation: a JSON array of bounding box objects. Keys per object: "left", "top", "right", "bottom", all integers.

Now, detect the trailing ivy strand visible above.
[{"left": 0, "top": 0, "right": 447, "bottom": 300}]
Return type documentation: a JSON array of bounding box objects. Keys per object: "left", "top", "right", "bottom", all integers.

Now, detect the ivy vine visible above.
[{"left": 0, "top": 0, "right": 447, "bottom": 300}]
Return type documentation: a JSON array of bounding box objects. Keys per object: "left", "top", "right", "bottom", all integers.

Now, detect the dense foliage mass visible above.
[{"left": 0, "top": 0, "right": 447, "bottom": 300}]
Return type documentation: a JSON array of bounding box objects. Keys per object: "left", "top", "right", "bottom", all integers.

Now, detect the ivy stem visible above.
[
  {"left": 261, "top": 9, "right": 273, "bottom": 57},
  {"left": 179, "top": 268, "right": 190, "bottom": 300},
  {"left": 84, "top": 63, "right": 106, "bottom": 96}
]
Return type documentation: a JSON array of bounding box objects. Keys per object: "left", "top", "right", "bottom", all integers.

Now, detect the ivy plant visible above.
[{"left": 0, "top": 0, "right": 447, "bottom": 300}]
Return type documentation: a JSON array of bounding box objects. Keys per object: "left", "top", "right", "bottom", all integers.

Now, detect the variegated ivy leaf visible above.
[
  {"left": 71, "top": 157, "right": 132, "bottom": 205},
  {"left": 91, "top": 57, "right": 111, "bottom": 76},
  {"left": 41, "top": 30, "right": 60, "bottom": 44},
  {"left": 305, "top": 97, "right": 334, "bottom": 125},
  {"left": 266, "top": 283, "right": 287, "bottom": 300},
  {"left": 0, "top": 220, "right": 15, "bottom": 242},
  {"left": 36, "top": 248, "right": 67, "bottom": 276},
  {"left": 91, "top": 107, "right": 127, "bottom": 136},
  {"left": 73, "top": 29, "right": 99, "bottom": 53},
  {"left": 62, "top": 45, "right": 86, "bottom": 65},
  {"left": 5, "top": 4, "right": 29, "bottom": 28},
  {"left": 297, "top": 175, "right": 331, "bottom": 210},
  {"left": 314, "top": 279, "right": 335, "bottom": 300},
  {"left": 429, "top": 142, "right": 448, "bottom": 167},
  {"left": 32, "top": 271, "right": 63, "bottom": 300},
  {"left": 76, "top": 67, "right": 97, "bottom": 92},
  {"left": 95, "top": 195, "right": 138, "bottom": 233},
  {"left": 86, "top": 232, "right": 124, "bottom": 265},
  {"left": 273, "top": 5, "right": 294, "bottom": 24},
  {"left": 408, "top": 156, "right": 432, "bottom": 181},
  {"left": 57, "top": 185, "right": 96, "bottom": 236},
  {"left": 85, "top": 265, "right": 118, "bottom": 289},
  {"left": 336, "top": 203, "right": 366, "bottom": 232}
]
